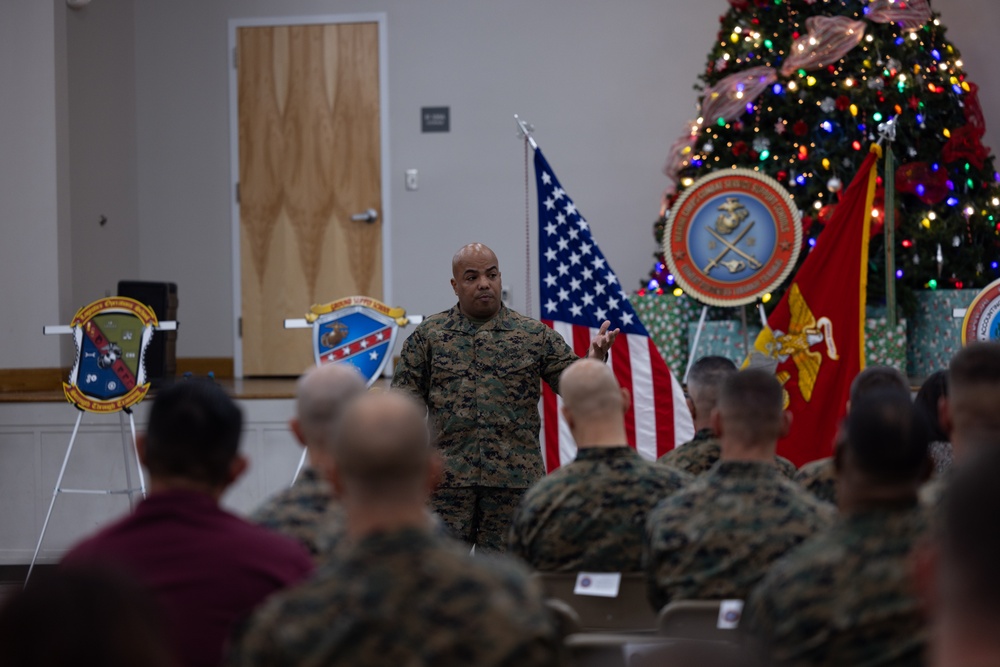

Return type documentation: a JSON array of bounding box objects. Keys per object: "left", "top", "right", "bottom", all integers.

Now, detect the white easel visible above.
[{"left": 26, "top": 318, "right": 177, "bottom": 584}]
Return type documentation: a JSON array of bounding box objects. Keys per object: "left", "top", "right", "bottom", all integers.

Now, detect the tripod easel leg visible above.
[
  {"left": 26, "top": 410, "right": 84, "bottom": 586},
  {"left": 291, "top": 448, "right": 308, "bottom": 487},
  {"left": 128, "top": 410, "right": 146, "bottom": 497},
  {"left": 119, "top": 411, "right": 137, "bottom": 510}
]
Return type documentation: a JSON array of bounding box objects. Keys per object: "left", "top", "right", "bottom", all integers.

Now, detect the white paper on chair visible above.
[
  {"left": 717, "top": 599, "right": 744, "bottom": 629},
  {"left": 573, "top": 572, "right": 621, "bottom": 598}
]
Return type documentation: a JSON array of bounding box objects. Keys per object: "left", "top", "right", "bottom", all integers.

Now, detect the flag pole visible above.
[
  {"left": 515, "top": 114, "right": 538, "bottom": 150},
  {"left": 878, "top": 118, "right": 898, "bottom": 327}
]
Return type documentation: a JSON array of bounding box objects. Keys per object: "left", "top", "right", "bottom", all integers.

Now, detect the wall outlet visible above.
[{"left": 405, "top": 169, "right": 419, "bottom": 191}]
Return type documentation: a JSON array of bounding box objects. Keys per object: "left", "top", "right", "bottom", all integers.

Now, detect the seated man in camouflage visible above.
[
  {"left": 745, "top": 389, "right": 933, "bottom": 666},
  {"left": 508, "top": 359, "right": 691, "bottom": 572},
  {"left": 229, "top": 391, "right": 562, "bottom": 667},
  {"left": 795, "top": 365, "right": 911, "bottom": 506},
  {"left": 658, "top": 356, "right": 796, "bottom": 479},
  {"left": 250, "top": 364, "right": 365, "bottom": 558},
  {"left": 921, "top": 342, "right": 1000, "bottom": 507},
  {"left": 644, "top": 369, "right": 833, "bottom": 611},
  {"left": 921, "top": 446, "right": 1000, "bottom": 667}
]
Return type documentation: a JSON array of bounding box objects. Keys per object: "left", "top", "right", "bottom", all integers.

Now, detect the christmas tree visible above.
[{"left": 648, "top": 0, "right": 1000, "bottom": 311}]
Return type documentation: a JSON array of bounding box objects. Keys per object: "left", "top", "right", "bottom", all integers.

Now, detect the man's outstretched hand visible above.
[{"left": 588, "top": 320, "right": 620, "bottom": 361}]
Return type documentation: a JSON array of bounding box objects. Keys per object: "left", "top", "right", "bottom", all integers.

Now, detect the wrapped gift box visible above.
[
  {"left": 629, "top": 293, "right": 701, "bottom": 377},
  {"left": 686, "top": 320, "right": 761, "bottom": 369},
  {"left": 906, "top": 289, "right": 978, "bottom": 378},
  {"left": 865, "top": 317, "right": 907, "bottom": 372}
]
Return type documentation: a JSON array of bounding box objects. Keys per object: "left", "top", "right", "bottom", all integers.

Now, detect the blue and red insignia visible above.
[
  {"left": 64, "top": 297, "right": 158, "bottom": 413},
  {"left": 307, "top": 297, "right": 407, "bottom": 387},
  {"left": 962, "top": 277, "right": 1000, "bottom": 345},
  {"left": 664, "top": 169, "right": 802, "bottom": 307}
]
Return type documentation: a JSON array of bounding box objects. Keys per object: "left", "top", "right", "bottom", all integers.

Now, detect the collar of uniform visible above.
[
  {"left": 574, "top": 446, "right": 639, "bottom": 463},
  {"left": 692, "top": 428, "right": 715, "bottom": 442},
  {"left": 443, "top": 303, "right": 515, "bottom": 333},
  {"left": 840, "top": 500, "right": 923, "bottom": 525},
  {"left": 709, "top": 459, "right": 782, "bottom": 479},
  {"left": 352, "top": 524, "right": 439, "bottom": 555}
]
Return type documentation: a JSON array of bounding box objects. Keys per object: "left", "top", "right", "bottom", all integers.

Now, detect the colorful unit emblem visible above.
[
  {"left": 664, "top": 169, "right": 802, "bottom": 306},
  {"left": 307, "top": 296, "right": 408, "bottom": 387},
  {"left": 961, "top": 277, "right": 1000, "bottom": 345},
  {"left": 64, "top": 297, "right": 158, "bottom": 413}
]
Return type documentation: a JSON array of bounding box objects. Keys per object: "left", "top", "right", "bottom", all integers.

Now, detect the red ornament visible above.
[
  {"left": 777, "top": 170, "right": 788, "bottom": 182},
  {"left": 835, "top": 95, "right": 851, "bottom": 111},
  {"left": 943, "top": 124, "right": 989, "bottom": 169},
  {"left": 750, "top": 150, "right": 760, "bottom": 161},
  {"left": 732, "top": 140, "right": 749, "bottom": 157},
  {"left": 792, "top": 120, "right": 809, "bottom": 137},
  {"left": 908, "top": 95, "right": 920, "bottom": 111}
]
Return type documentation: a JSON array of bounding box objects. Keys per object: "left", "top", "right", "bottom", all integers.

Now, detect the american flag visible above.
[{"left": 534, "top": 147, "right": 694, "bottom": 471}]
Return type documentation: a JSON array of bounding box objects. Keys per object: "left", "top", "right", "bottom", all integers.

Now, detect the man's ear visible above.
[
  {"left": 289, "top": 418, "right": 307, "bottom": 448},
  {"left": 710, "top": 408, "right": 723, "bottom": 438},
  {"left": 686, "top": 397, "right": 697, "bottom": 422},
  {"left": 621, "top": 387, "right": 632, "bottom": 414},
  {"left": 938, "top": 396, "right": 953, "bottom": 439},
  {"left": 325, "top": 461, "right": 344, "bottom": 498},
  {"left": 833, "top": 438, "right": 845, "bottom": 474},
  {"left": 450, "top": 277, "right": 458, "bottom": 295},
  {"left": 560, "top": 405, "right": 575, "bottom": 432},
  {"left": 426, "top": 452, "right": 444, "bottom": 495},
  {"left": 779, "top": 410, "right": 793, "bottom": 438},
  {"left": 227, "top": 454, "right": 249, "bottom": 486}
]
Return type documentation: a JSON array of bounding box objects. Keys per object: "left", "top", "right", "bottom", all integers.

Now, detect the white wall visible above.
[
  {"left": 0, "top": 1, "right": 70, "bottom": 368},
  {"left": 67, "top": 0, "right": 141, "bottom": 308}
]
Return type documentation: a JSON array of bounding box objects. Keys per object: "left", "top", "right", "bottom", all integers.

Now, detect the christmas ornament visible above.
[
  {"left": 752, "top": 136, "right": 771, "bottom": 153},
  {"left": 827, "top": 177, "right": 843, "bottom": 193},
  {"left": 820, "top": 97, "right": 836, "bottom": 113}
]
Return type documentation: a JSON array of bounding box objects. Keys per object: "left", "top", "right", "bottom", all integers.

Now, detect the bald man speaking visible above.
[{"left": 392, "top": 243, "right": 617, "bottom": 552}]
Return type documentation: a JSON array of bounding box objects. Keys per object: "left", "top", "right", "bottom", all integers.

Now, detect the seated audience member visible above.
[
  {"left": 644, "top": 369, "right": 833, "bottom": 611},
  {"left": 657, "top": 356, "right": 797, "bottom": 478},
  {"left": 229, "top": 391, "right": 563, "bottom": 667},
  {"left": 745, "top": 389, "right": 933, "bottom": 666},
  {"left": 0, "top": 567, "right": 173, "bottom": 667},
  {"left": 508, "top": 359, "right": 691, "bottom": 572},
  {"left": 251, "top": 364, "right": 366, "bottom": 558},
  {"left": 62, "top": 380, "right": 313, "bottom": 667},
  {"left": 795, "top": 365, "right": 911, "bottom": 505},
  {"left": 922, "top": 342, "right": 1000, "bottom": 506},
  {"left": 914, "top": 370, "right": 951, "bottom": 475},
  {"left": 923, "top": 446, "right": 1000, "bottom": 667}
]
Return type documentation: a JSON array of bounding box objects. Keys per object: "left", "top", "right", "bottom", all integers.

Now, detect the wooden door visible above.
[{"left": 237, "top": 23, "right": 382, "bottom": 376}]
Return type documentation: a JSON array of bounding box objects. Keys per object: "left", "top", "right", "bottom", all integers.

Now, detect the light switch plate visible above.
[{"left": 405, "top": 169, "right": 419, "bottom": 191}]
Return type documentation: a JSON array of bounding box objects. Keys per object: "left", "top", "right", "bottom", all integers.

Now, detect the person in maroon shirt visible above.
[{"left": 62, "top": 379, "right": 313, "bottom": 667}]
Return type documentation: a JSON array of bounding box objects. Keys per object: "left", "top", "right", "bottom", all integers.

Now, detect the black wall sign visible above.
[{"left": 421, "top": 107, "right": 450, "bottom": 133}]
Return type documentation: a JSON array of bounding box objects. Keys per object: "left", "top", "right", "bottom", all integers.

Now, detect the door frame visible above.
[{"left": 227, "top": 13, "right": 391, "bottom": 378}]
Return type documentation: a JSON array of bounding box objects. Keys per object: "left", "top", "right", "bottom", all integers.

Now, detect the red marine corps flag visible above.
[
  {"left": 532, "top": 144, "right": 694, "bottom": 471},
  {"left": 750, "top": 144, "right": 881, "bottom": 467}
]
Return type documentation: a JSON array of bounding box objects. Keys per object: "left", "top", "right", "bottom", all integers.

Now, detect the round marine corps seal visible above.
[
  {"left": 961, "top": 277, "right": 1000, "bottom": 345},
  {"left": 664, "top": 170, "right": 802, "bottom": 306}
]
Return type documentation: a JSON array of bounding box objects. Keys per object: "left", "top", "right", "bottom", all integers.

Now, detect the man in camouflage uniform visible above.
[
  {"left": 923, "top": 446, "right": 1000, "bottom": 667},
  {"left": 508, "top": 359, "right": 691, "bottom": 572},
  {"left": 794, "top": 365, "right": 911, "bottom": 506},
  {"left": 250, "top": 364, "right": 365, "bottom": 559},
  {"left": 657, "top": 356, "right": 797, "bottom": 478},
  {"left": 745, "top": 389, "right": 933, "bottom": 666},
  {"left": 644, "top": 369, "right": 833, "bottom": 612},
  {"left": 228, "top": 391, "right": 563, "bottom": 667},
  {"left": 392, "top": 243, "right": 617, "bottom": 552},
  {"left": 921, "top": 343, "right": 1000, "bottom": 507}
]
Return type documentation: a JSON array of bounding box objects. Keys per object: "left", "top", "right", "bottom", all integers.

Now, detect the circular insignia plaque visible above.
[
  {"left": 961, "top": 277, "right": 1000, "bottom": 345},
  {"left": 64, "top": 297, "right": 158, "bottom": 413},
  {"left": 664, "top": 170, "right": 802, "bottom": 307}
]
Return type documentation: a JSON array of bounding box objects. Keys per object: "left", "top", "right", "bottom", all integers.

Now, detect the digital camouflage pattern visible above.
[
  {"left": 794, "top": 457, "right": 837, "bottom": 506},
  {"left": 657, "top": 428, "right": 799, "bottom": 479},
  {"left": 644, "top": 460, "right": 834, "bottom": 611},
  {"left": 432, "top": 486, "right": 525, "bottom": 554},
  {"left": 228, "top": 527, "right": 564, "bottom": 667},
  {"left": 392, "top": 304, "right": 578, "bottom": 489},
  {"left": 509, "top": 447, "right": 691, "bottom": 572},
  {"left": 745, "top": 504, "right": 929, "bottom": 667},
  {"left": 249, "top": 467, "right": 345, "bottom": 560}
]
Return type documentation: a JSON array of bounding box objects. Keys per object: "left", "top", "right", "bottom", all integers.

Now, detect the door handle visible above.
[{"left": 351, "top": 208, "right": 379, "bottom": 223}]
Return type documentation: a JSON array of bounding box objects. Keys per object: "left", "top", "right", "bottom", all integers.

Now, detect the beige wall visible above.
[{"left": 1, "top": 0, "right": 998, "bottom": 368}]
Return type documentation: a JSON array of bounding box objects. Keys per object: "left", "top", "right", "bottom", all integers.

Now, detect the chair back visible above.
[
  {"left": 532, "top": 572, "right": 657, "bottom": 632},
  {"left": 658, "top": 599, "right": 744, "bottom": 642}
]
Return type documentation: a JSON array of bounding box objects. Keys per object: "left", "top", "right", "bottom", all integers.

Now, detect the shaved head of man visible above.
[
  {"left": 292, "top": 364, "right": 367, "bottom": 454},
  {"left": 943, "top": 342, "right": 1000, "bottom": 456},
  {"left": 450, "top": 243, "right": 502, "bottom": 320},
  {"left": 714, "top": 369, "right": 790, "bottom": 458},
  {"left": 559, "top": 359, "right": 630, "bottom": 446}
]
